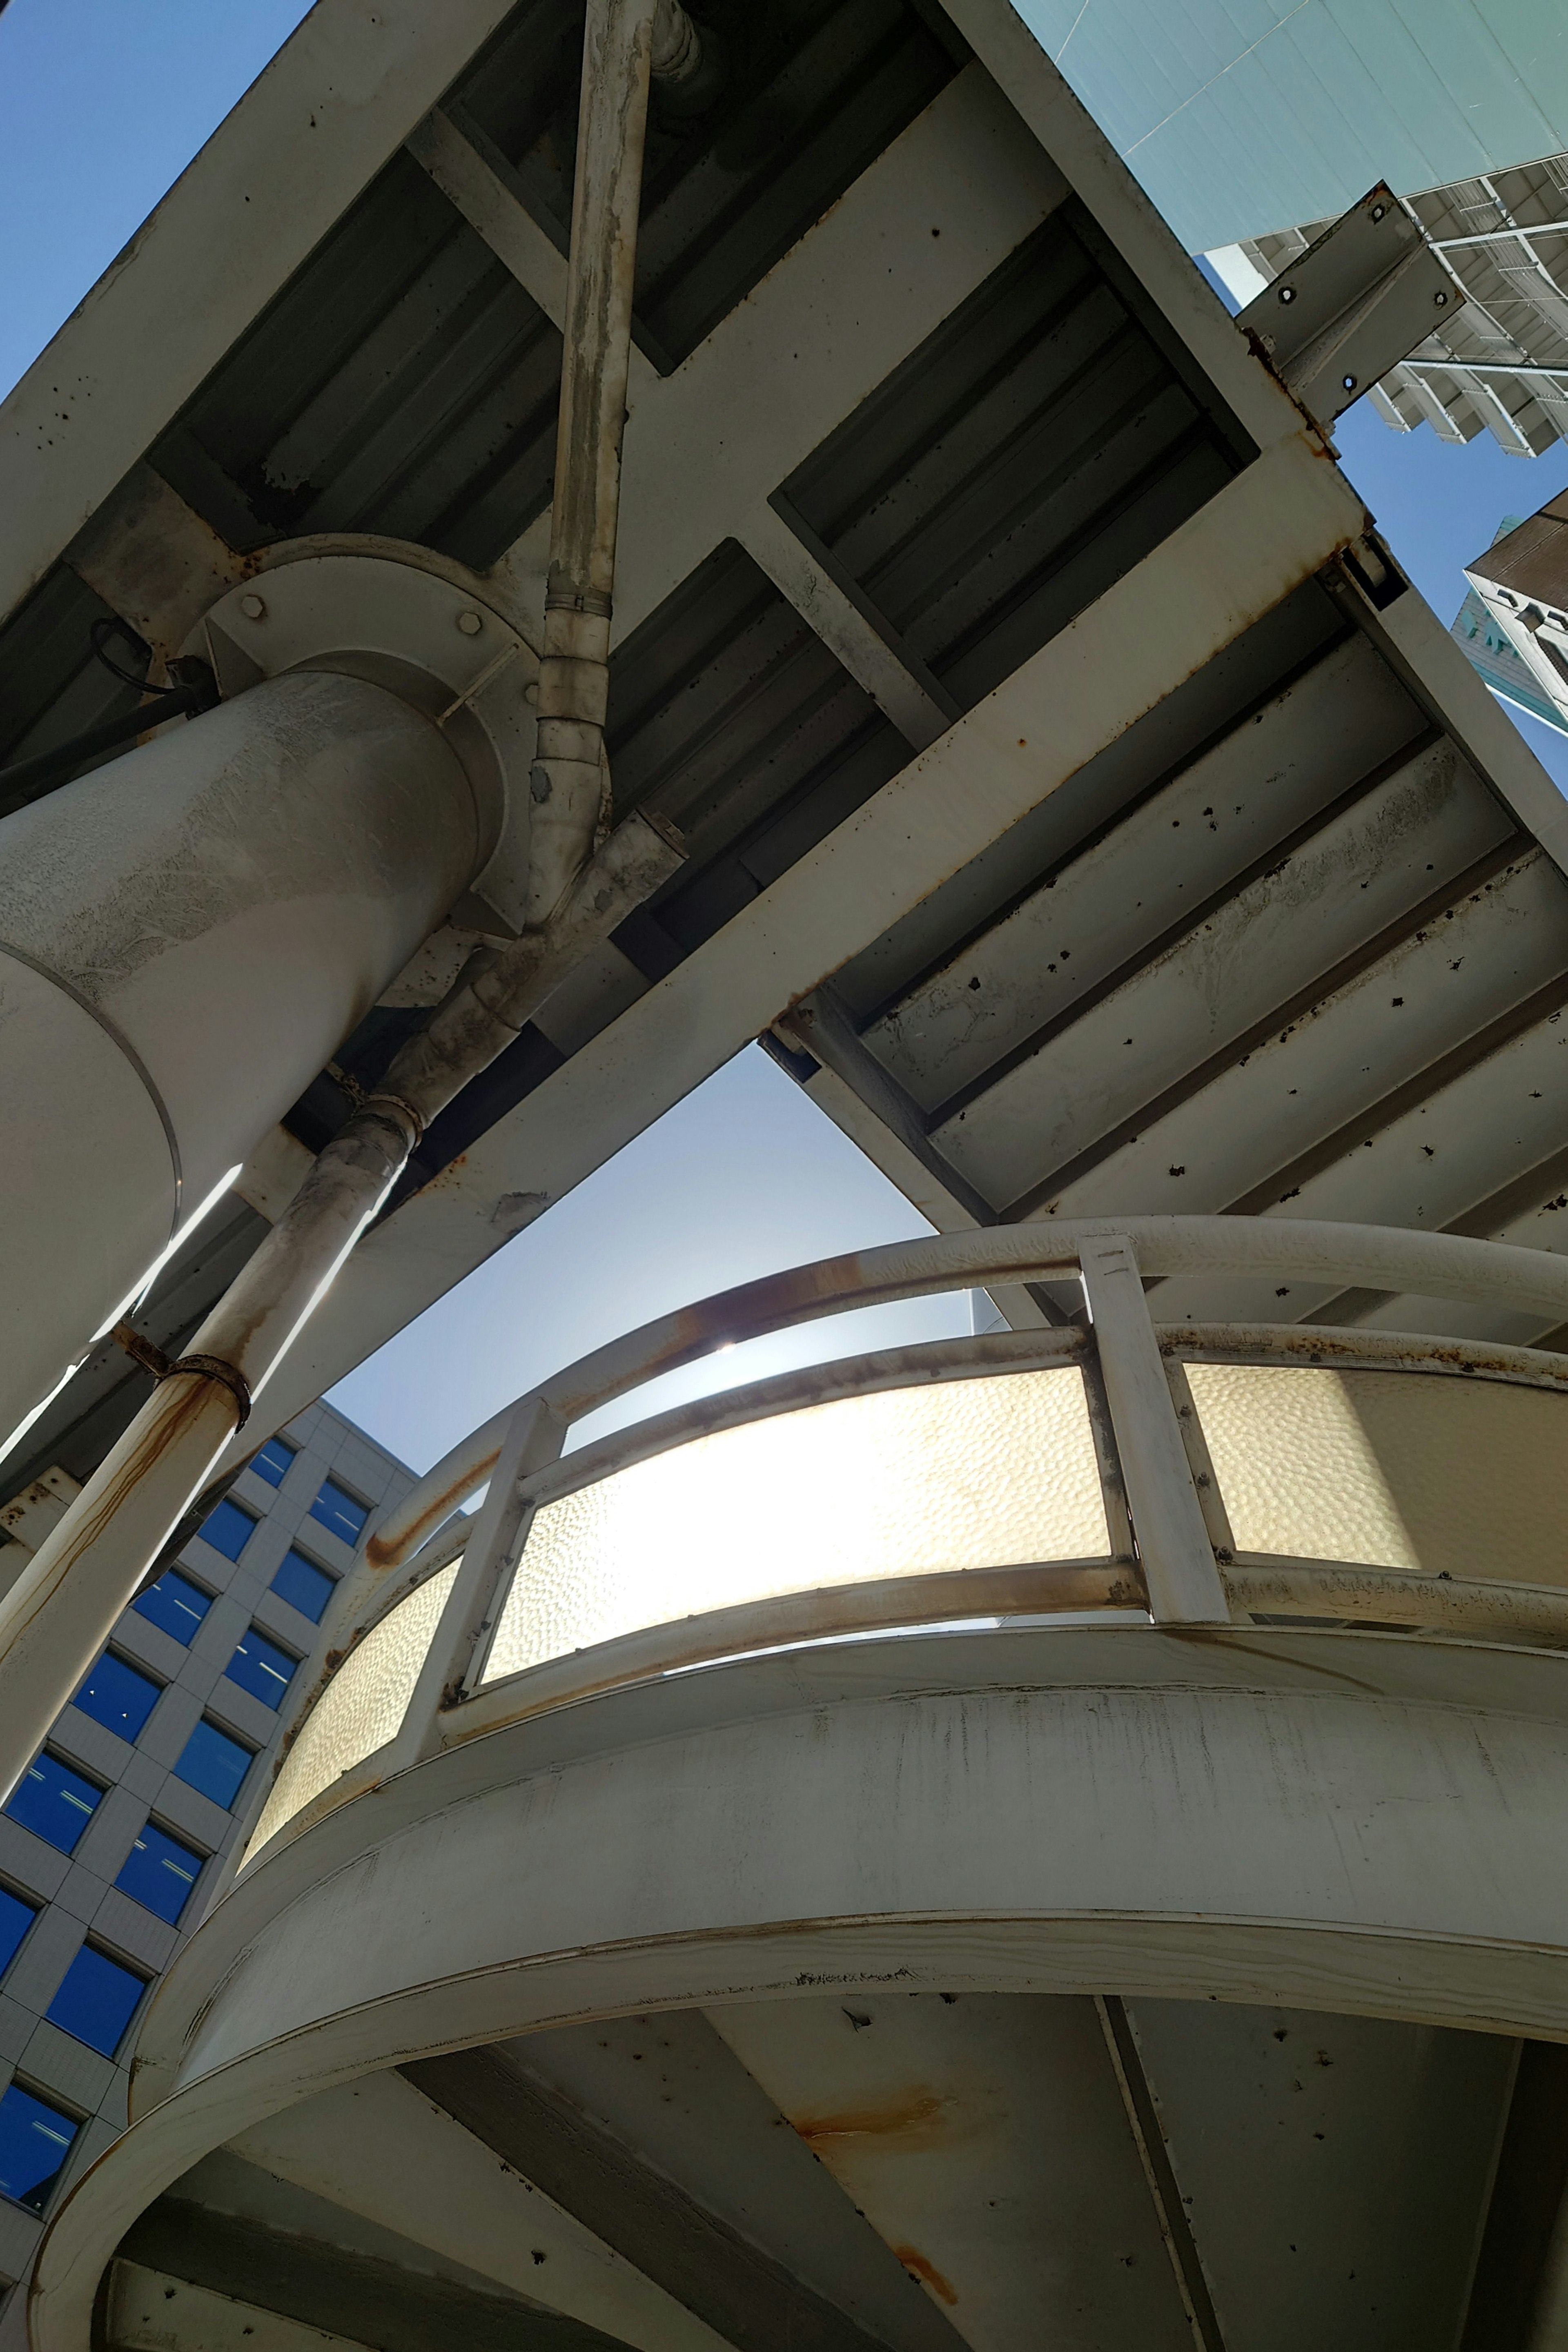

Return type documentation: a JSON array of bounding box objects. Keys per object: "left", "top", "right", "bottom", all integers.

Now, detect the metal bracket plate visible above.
[
  {"left": 1238, "top": 183, "right": 1462, "bottom": 430},
  {"left": 185, "top": 544, "right": 540, "bottom": 938}
]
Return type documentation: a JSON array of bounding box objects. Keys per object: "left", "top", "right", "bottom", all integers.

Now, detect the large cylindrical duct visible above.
[{"left": 0, "top": 665, "right": 483, "bottom": 1451}]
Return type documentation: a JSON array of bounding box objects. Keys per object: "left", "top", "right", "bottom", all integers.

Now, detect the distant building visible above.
[
  {"left": 1459, "top": 492, "right": 1568, "bottom": 733},
  {"left": 0, "top": 1403, "right": 413, "bottom": 2306},
  {"left": 1220, "top": 157, "right": 1568, "bottom": 459},
  {"left": 1011, "top": 1, "right": 1568, "bottom": 459},
  {"left": 1019, "top": 0, "right": 1568, "bottom": 257},
  {"left": 1452, "top": 514, "right": 1568, "bottom": 734}
]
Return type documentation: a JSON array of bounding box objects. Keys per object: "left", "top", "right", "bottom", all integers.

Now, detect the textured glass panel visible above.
[
  {"left": 243, "top": 1562, "right": 460, "bottom": 1861},
  {"left": 485, "top": 1367, "right": 1107, "bottom": 1685},
  {"left": 1188, "top": 1364, "right": 1568, "bottom": 1581}
]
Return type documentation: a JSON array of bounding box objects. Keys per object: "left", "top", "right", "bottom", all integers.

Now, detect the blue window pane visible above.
[
  {"left": 45, "top": 1946, "right": 146, "bottom": 2057},
  {"left": 223, "top": 1629, "right": 298, "bottom": 1713},
  {"left": 73, "top": 1653, "right": 161, "bottom": 1743},
  {"left": 131, "top": 1568, "right": 211, "bottom": 1646},
  {"left": 308, "top": 1479, "right": 368, "bottom": 1546},
  {"left": 0, "top": 1888, "right": 36, "bottom": 1978},
  {"left": 199, "top": 1497, "right": 257, "bottom": 1561},
  {"left": 270, "top": 1548, "right": 336, "bottom": 1624},
  {"left": 0, "top": 2084, "right": 78, "bottom": 2214},
  {"left": 251, "top": 1435, "right": 296, "bottom": 1490},
  {"left": 115, "top": 1822, "right": 205, "bottom": 1925},
  {"left": 173, "top": 1720, "right": 252, "bottom": 1811},
  {"left": 5, "top": 1755, "right": 102, "bottom": 1854}
]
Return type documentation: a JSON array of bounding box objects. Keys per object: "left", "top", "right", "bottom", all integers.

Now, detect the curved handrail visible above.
[{"left": 365, "top": 1217, "right": 1568, "bottom": 1570}]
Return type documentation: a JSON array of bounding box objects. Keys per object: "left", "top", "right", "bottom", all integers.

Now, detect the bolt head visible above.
[
  {"left": 1435, "top": 288, "right": 1449, "bottom": 305},
  {"left": 239, "top": 592, "right": 266, "bottom": 620},
  {"left": 1278, "top": 283, "right": 1296, "bottom": 303},
  {"left": 456, "top": 609, "right": 483, "bottom": 636}
]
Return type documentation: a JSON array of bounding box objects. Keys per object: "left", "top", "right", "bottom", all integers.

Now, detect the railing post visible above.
[
  {"left": 1077, "top": 1235, "right": 1230, "bottom": 1625},
  {"left": 405, "top": 1394, "right": 567, "bottom": 1760}
]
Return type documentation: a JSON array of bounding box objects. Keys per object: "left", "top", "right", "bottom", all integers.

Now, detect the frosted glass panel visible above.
[
  {"left": 1188, "top": 1364, "right": 1568, "bottom": 1581},
  {"left": 484, "top": 1367, "right": 1107, "bottom": 1685},
  {"left": 243, "top": 1562, "right": 459, "bottom": 1861}
]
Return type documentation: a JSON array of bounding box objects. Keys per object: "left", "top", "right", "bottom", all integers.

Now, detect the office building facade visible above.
[
  {"left": 1457, "top": 487, "right": 1568, "bottom": 737},
  {"left": 0, "top": 1403, "right": 412, "bottom": 2320}
]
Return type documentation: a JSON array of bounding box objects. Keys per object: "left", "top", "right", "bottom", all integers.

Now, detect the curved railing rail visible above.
[
  {"left": 363, "top": 1216, "right": 1568, "bottom": 1573},
  {"left": 234, "top": 1218, "right": 1568, "bottom": 1875}
]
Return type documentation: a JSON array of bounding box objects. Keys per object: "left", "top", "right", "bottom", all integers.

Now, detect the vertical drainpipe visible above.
[
  {"left": 529, "top": 0, "right": 708, "bottom": 918},
  {"left": 0, "top": 0, "right": 702, "bottom": 1801},
  {"left": 528, "top": 0, "right": 659, "bottom": 920}
]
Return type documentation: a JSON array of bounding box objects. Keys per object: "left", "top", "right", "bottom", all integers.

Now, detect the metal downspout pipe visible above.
[
  {"left": 0, "top": 0, "right": 698, "bottom": 1798},
  {"left": 530, "top": 0, "right": 707, "bottom": 919}
]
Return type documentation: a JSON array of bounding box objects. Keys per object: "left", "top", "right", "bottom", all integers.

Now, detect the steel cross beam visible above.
[
  {"left": 0, "top": 0, "right": 525, "bottom": 624},
  {"left": 213, "top": 431, "right": 1367, "bottom": 1474},
  {"left": 405, "top": 105, "right": 958, "bottom": 748}
]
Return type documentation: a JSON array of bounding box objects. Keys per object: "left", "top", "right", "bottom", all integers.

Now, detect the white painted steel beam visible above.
[
  {"left": 0, "top": 0, "right": 523, "bottom": 624},
  {"left": 488, "top": 2011, "right": 967, "bottom": 2352},
  {"left": 1044, "top": 853, "right": 1568, "bottom": 1238},
  {"left": 495, "top": 65, "right": 1074, "bottom": 642},
  {"left": 212, "top": 429, "right": 1367, "bottom": 1472},
  {"left": 1370, "top": 579, "right": 1568, "bottom": 885},
  {"left": 933, "top": 754, "right": 1526, "bottom": 1210},
  {"left": 940, "top": 0, "right": 1305, "bottom": 459},
  {"left": 405, "top": 86, "right": 1004, "bottom": 744},
  {"left": 227, "top": 2072, "right": 731, "bottom": 2352},
  {"left": 712, "top": 1992, "right": 1196, "bottom": 2349},
  {"left": 737, "top": 505, "right": 958, "bottom": 751},
  {"left": 106, "top": 2265, "right": 365, "bottom": 2352},
  {"left": 405, "top": 96, "right": 978, "bottom": 747},
  {"left": 862, "top": 631, "right": 1426, "bottom": 1112},
  {"left": 405, "top": 109, "right": 572, "bottom": 334}
]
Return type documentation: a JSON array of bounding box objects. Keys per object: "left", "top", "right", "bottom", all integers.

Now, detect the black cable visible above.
[
  {"left": 0, "top": 650, "right": 220, "bottom": 821},
  {"left": 88, "top": 614, "right": 187, "bottom": 697}
]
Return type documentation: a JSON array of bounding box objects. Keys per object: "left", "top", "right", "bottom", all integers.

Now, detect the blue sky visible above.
[
  {"left": 5, "top": 0, "right": 1567, "bottom": 1466},
  {"left": 0, "top": 1, "right": 316, "bottom": 400}
]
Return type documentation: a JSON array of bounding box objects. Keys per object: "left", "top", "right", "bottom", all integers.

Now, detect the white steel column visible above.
[
  {"left": 0, "top": 0, "right": 687, "bottom": 1809},
  {"left": 0, "top": 668, "right": 482, "bottom": 1458}
]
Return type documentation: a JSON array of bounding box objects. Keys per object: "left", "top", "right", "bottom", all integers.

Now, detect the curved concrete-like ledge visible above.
[{"left": 32, "top": 1618, "right": 1568, "bottom": 2351}]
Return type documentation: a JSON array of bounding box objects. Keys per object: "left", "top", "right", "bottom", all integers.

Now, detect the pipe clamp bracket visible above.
[{"left": 170, "top": 1354, "right": 254, "bottom": 1428}]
